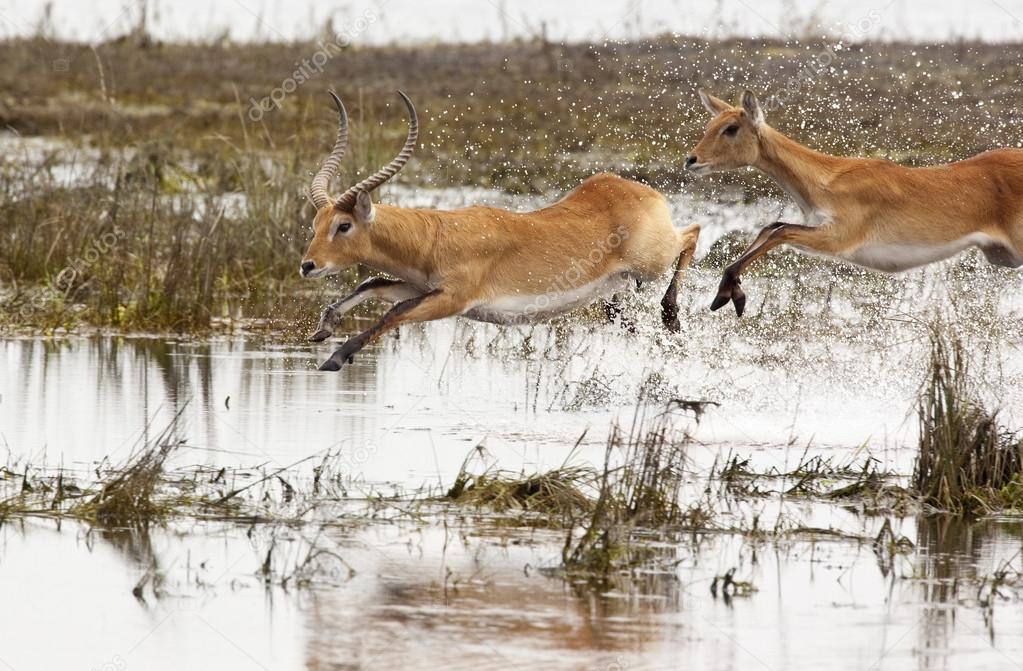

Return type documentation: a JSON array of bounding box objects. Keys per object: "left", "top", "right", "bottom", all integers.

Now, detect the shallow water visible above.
[
  {"left": 4, "top": 230, "right": 1021, "bottom": 481},
  {"left": 0, "top": 318, "right": 937, "bottom": 485},
  {"left": 2, "top": 310, "right": 1023, "bottom": 667},
  {"left": 3, "top": 185, "right": 1023, "bottom": 668},
  {"left": 2, "top": 506, "right": 1022, "bottom": 670}
]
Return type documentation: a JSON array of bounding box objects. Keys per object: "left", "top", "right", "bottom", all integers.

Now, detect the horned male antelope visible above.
[
  {"left": 301, "top": 91, "right": 700, "bottom": 371},
  {"left": 686, "top": 89, "right": 1023, "bottom": 316}
]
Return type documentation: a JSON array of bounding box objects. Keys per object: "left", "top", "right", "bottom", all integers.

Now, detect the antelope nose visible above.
[
  {"left": 684, "top": 155, "right": 698, "bottom": 169},
  {"left": 300, "top": 261, "right": 316, "bottom": 277}
]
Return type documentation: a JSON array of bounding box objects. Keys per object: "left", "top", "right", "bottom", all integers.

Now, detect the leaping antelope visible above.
[
  {"left": 686, "top": 89, "right": 1023, "bottom": 316},
  {"left": 301, "top": 91, "right": 701, "bottom": 371}
]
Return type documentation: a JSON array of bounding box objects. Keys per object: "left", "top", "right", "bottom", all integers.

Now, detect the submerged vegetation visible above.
[
  {"left": 1, "top": 411, "right": 231, "bottom": 526},
  {"left": 74, "top": 414, "right": 182, "bottom": 527},
  {"left": 1, "top": 381, "right": 1021, "bottom": 620}
]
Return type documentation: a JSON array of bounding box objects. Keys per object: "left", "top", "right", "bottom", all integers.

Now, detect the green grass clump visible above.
[
  {"left": 446, "top": 448, "right": 595, "bottom": 522},
  {"left": 914, "top": 321, "right": 1023, "bottom": 515},
  {"left": 563, "top": 411, "right": 704, "bottom": 576},
  {"left": 72, "top": 416, "right": 185, "bottom": 527}
]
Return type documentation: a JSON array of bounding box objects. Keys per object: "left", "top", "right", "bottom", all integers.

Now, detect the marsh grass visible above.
[
  {"left": 562, "top": 409, "right": 706, "bottom": 576},
  {"left": 445, "top": 445, "right": 595, "bottom": 524},
  {"left": 436, "top": 408, "right": 710, "bottom": 576},
  {"left": 0, "top": 107, "right": 378, "bottom": 334},
  {"left": 914, "top": 321, "right": 1023, "bottom": 514},
  {"left": 3, "top": 35, "right": 1021, "bottom": 189},
  {"left": 708, "top": 447, "right": 908, "bottom": 509},
  {"left": 0, "top": 410, "right": 337, "bottom": 528},
  {"left": 72, "top": 412, "right": 185, "bottom": 527}
]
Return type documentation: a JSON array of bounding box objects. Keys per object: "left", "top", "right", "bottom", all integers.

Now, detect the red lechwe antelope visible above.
[
  {"left": 300, "top": 91, "right": 700, "bottom": 372},
  {"left": 686, "top": 89, "right": 1023, "bottom": 316}
]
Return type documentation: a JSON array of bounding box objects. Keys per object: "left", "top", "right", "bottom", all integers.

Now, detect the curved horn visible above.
[
  {"left": 309, "top": 91, "right": 349, "bottom": 209},
  {"left": 334, "top": 91, "right": 418, "bottom": 211}
]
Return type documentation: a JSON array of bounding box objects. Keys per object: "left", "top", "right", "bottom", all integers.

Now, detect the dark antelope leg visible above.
[
  {"left": 661, "top": 226, "right": 700, "bottom": 332},
  {"left": 711, "top": 221, "right": 811, "bottom": 317},
  {"left": 310, "top": 277, "right": 420, "bottom": 342},
  {"left": 319, "top": 290, "right": 454, "bottom": 372}
]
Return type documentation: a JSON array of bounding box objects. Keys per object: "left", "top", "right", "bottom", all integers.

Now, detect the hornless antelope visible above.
[
  {"left": 301, "top": 91, "right": 701, "bottom": 371},
  {"left": 686, "top": 89, "right": 1023, "bottom": 316}
]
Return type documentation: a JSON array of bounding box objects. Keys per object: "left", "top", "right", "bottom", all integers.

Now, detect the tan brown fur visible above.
[
  {"left": 303, "top": 172, "right": 700, "bottom": 371},
  {"left": 308, "top": 174, "right": 687, "bottom": 292},
  {"left": 686, "top": 89, "right": 1023, "bottom": 316}
]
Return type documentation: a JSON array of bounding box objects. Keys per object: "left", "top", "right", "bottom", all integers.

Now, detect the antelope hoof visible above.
[
  {"left": 310, "top": 306, "right": 344, "bottom": 342},
  {"left": 318, "top": 353, "right": 355, "bottom": 372},
  {"left": 710, "top": 284, "right": 733, "bottom": 312},
  {"left": 318, "top": 340, "right": 359, "bottom": 372},
  {"left": 318, "top": 357, "right": 343, "bottom": 372},
  {"left": 309, "top": 329, "right": 333, "bottom": 342},
  {"left": 732, "top": 286, "right": 747, "bottom": 317},
  {"left": 710, "top": 273, "right": 742, "bottom": 315}
]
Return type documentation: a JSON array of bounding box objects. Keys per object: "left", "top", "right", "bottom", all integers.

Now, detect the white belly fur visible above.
[
  {"left": 463, "top": 273, "right": 635, "bottom": 325},
  {"left": 839, "top": 233, "right": 995, "bottom": 273}
]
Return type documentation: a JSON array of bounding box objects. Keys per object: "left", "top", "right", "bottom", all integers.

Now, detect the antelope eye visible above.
[
  {"left": 723, "top": 124, "right": 740, "bottom": 137},
  {"left": 338, "top": 222, "right": 352, "bottom": 234}
]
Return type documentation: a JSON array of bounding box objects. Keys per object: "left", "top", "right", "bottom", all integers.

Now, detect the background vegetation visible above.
[{"left": 2, "top": 33, "right": 1021, "bottom": 331}]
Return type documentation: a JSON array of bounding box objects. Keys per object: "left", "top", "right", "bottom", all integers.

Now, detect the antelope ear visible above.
[
  {"left": 741, "top": 90, "right": 765, "bottom": 126},
  {"left": 354, "top": 190, "right": 375, "bottom": 224},
  {"left": 698, "top": 88, "right": 731, "bottom": 115}
]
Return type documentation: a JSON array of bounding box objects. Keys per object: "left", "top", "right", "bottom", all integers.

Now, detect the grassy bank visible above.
[
  {"left": 0, "top": 130, "right": 333, "bottom": 332},
  {"left": 4, "top": 34, "right": 1021, "bottom": 190}
]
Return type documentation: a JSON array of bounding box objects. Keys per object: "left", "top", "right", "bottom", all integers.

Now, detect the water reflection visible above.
[
  {"left": 1, "top": 503, "right": 1021, "bottom": 670},
  {"left": 301, "top": 525, "right": 684, "bottom": 669},
  {"left": 293, "top": 519, "right": 1023, "bottom": 670},
  {"left": 2, "top": 332, "right": 602, "bottom": 481},
  {"left": 913, "top": 517, "right": 1023, "bottom": 670},
  {"left": 2, "top": 322, "right": 1022, "bottom": 668}
]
